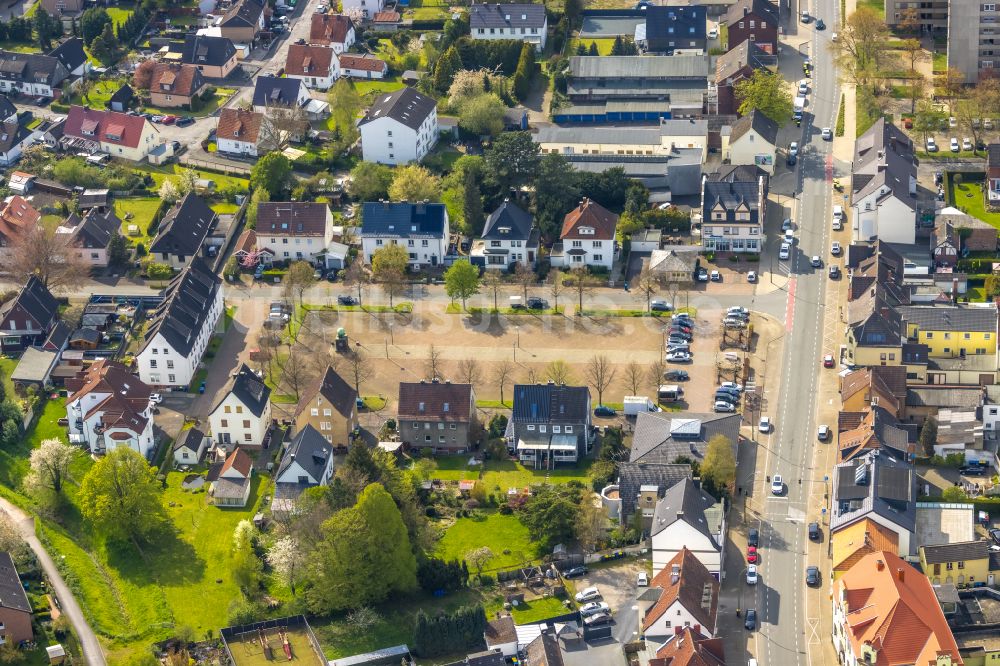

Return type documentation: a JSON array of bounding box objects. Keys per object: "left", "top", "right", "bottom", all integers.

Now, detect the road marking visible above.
[{"left": 785, "top": 278, "right": 798, "bottom": 332}]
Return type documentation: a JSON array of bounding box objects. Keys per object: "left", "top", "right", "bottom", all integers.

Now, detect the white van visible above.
[{"left": 832, "top": 205, "right": 844, "bottom": 230}]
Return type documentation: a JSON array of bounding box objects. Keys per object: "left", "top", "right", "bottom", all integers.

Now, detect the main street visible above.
[{"left": 747, "top": 1, "right": 842, "bottom": 664}]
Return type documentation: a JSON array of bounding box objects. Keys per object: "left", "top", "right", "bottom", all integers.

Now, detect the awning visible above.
[{"left": 550, "top": 434, "right": 577, "bottom": 451}]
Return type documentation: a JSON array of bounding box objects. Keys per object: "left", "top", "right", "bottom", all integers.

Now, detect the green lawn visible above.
[
  {"left": 948, "top": 177, "right": 1000, "bottom": 229},
  {"left": 509, "top": 596, "right": 573, "bottom": 624},
  {"left": 403, "top": 0, "right": 450, "bottom": 19},
  {"left": 0, "top": 41, "right": 39, "bottom": 54},
  {"left": 134, "top": 164, "right": 250, "bottom": 193},
  {"left": 428, "top": 455, "right": 593, "bottom": 489},
  {"left": 567, "top": 38, "right": 616, "bottom": 55},
  {"left": 435, "top": 511, "right": 538, "bottom": 571},
  {"left": 933, "top": 51, "right": 947, "bottom": 73},
  {"left": 354, "top": 77, "right": 406, "bottom": 100},
  {"left": 0, "top": 357, "right": 16, "bottom": 401},
  {"left": 106, "top": 7, "right": 134, "bottom": 25},
  {"left": 70, "top": 79, "right": 125, "bottom": 110},
  {"left": 115, "top": 197, "right": 162, "bottom": 247},
  {"left": 857, "top": 0, "right": 884, "bottom": 17},
  {"left": 211, "top": 202, "right": 240, "bottom": 214}
]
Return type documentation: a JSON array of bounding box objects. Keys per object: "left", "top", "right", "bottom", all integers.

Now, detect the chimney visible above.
[
  {"left": 876, "top": 559, "right": 884, "bottom": 571},
  {"left": 676, "top": 511, "right": 684, "bottom": 520},
  {"left": 674, "top": 626, "right": 683, "bottom": 635},
  {"left": 416, "top": 200, "right": 425, "bottom": 214},
  {"left": 896, "top": 567, "right": 905, "bottom": 582},
  {"left": 743, "top": 6, "right": 748, "bottom": 14},
  {"left": 381, "top": 199, "right": 389, "bottom": 209}
]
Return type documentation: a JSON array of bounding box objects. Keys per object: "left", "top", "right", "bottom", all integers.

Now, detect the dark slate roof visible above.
[
  {"left": 221, "top": 0, "right": 265, "bottom": 28},
  {"left": 524, "top": 634, "right": 564, "bottom": 666},
  {"left": 361, "top": 202, "right": 447, "bottom": 239},
  {"left": 482, "top": 200, "right": 533, "bottom": 240},
  {"left": 0, "top": 95, "right": 14, "bottom": 120},
  {"left": 989, "top": 143, "right": 1000, "bottom": 169},
  {"left": 181, "top": 34, "right": 237, "bottom": 68},
  {"left": 48, "top": 37, "right": 87, "bottom": 73},
  {"left": 398, "top": 381, "right": 473, "bottom": 422},
  {"left": 702, "top": 170, "right": 764, "bottom": 226},
  {"left": 897, "top": 305, "right": 998, "bottom": 333},
  {"left": 921, "top": 540, "right": 990, "bottom": 564},
  {"left": 0, "top": 119, "right": 35, "bottom": 156},
  {"left": 0, "top": 275, "right": 58, "bottom": 329},
  {"left": 715, "top": 38, "right": 770, "bottom": 83},
  {"left": 617, "top": 462, "right": 693, "bottom": 520},
  {"left": 71, "top": 207, "right": 120, "bottom": 249},
  {"left": 629, "top": 411, "right": 741, "bottom": 465},
  {"left": 252, "top": 75, "right": 305, "bottom": 108},
  {"left": 70, "top": 327, "right": 100, "bottom": 344},
  {"left": 277, "top": 424, "right": 333, "bottom": 481},
  {"left": 831, "top": 452, "right": 916, "bottom": 533},
  {"left": 43, "top": 320, "right": 70, "bottom": 350},
  {"left": 109, "top": 83, "right": 135, "bottom": 106},
  {"left": 175, "top": 426, "right": 206, "bottom": 453},
  {"left": 149, "top": 192, "right": 216, "bottom": 258},
  {"left": 729, "top": 109, "right": 778, "bottom": 145},
  {"left": 725, "top": 0, "right": 779, "bottom": 26},
  {"left": 212, "top": 363, "right": 270, "bottom": 418},
  {"left": 141, "top": 258, "right": 221, "bottom": 357},
  {"left": 0, "top": 552, "right": 30, "bottom": 614},
  {"left": 257, "top": 202, "right": 329, "bottom": 237},
  {"left": 464, "top": 650, "right": 506, "bottom": 666},
  {"left": 511, "top": 384, "right": 590, "bottom": 423},
  {"left": 851, "top": 118, "right": 916, "bottom": 211},
  {"left": 359, "top": 86, "right": 436, "bottom": 131},
  {"left": 470, "top": 2, "right": 547, "bottom": 29},
  {"left": 649, "top": 478, "right": 721, "bottom": 548},
  {"left": 295, "top": 366, "right": 357, "bottom": 420},
  {"left": 0, "top": 50, "right": 68, "bottom": 86},
  {"left": 645, "top": 5, "right": 707, "bottom": 43}
]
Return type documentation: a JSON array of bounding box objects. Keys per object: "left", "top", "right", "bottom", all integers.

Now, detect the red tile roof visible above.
[
  {"left": 397, "top": 381, "right": 474, "bottom": 422},
  {"left": 373, "top": 10, "right": 400, "bottom": 21},
  {"left": 309, "top": 13, "right": 353, "bottom": 45},
  {"left": 64, "top": 105, "right": 152, "bottom": 149},
  {"left": 339, "top": 54, "right": 387, "bottom": 73},
  {"left": 651, "top": 627, "right": 726, "bottom": 666},
  {"left": 216, "top": 107, "right": 262, "bottom": 144},
  {"left": 285, "top": 44, "right": 335, "bottom": 78},
  {"left": 642, "top": 548, "right": 719, "bottom": 634},
  {"left": 150, "top": 63, "right": 205, "bottom": 98},
  {"left": 560, "top": 198, "right": 618, "bottom": 241},
  {"left": 220, "top": 447, "right": 253, "bottom": 478},
  {"left": 836, "top": 551, "right": 963, "bottom": 666},
  {"left": 0, "top": 195, "right": 40, "bottom": 242}
]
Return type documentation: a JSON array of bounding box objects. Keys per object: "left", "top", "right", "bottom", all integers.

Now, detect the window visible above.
[
  {"left": 150, "top": 374, "right": 160, "bottom": 383},
  {"left": 449, "top": 423, "right": 456, "bottom": 430},
  {"left": 387, "top": 130, "right": 392, "bottom": 137},
  {"left": 422, "top": 240, "right": 429, "bottom": 247},
  {"left": 439, "top": 435, "right": 446, "bottom": 443},
  {"left": 593, "top": 241, "right": 602, "bottom": 248},
  {"left": 958, "top": 561, "right": 966, "bottom": 569},
  {"left": 947, "top": 562, "right": 954, "bottom": 570},
  {"left": 750, "top": 20, "right": 755, "bottom": 27},
  {"left": 150, "top": 359, "right": 157, "bottom": 369},
  {"left": 168, "top": 374, "right": 175, "bottom": 383},
  {"left": 540, "top": 425, "right": 547, "bottom": 433},
  {"left": 927, "top": 332, "right": 934, "bottom": 339},
  {"left": 553, "top": 425, "right": 561, "bottom": 433},
  {"left": 565, "top": 425, "right": 573, "bottom": 433},
  {"left": 221, "top": 419, "right": 229, "bottom": 427},
  {"left": 739, "top": 21, "right": 744, "bottom": 27},
  {"left": 311, "top": 408, "right": 319, "bottom": 416},
  {"left": 944, "top": 333, "right": 951, "bottom": 340},
  {"left": 225, "top": 406, "right": 232, "bottom": 414},
  {"left": 244, "top": 433, "right": 252, "bottom": 441},
  {"left": 594, "top": 255, "right": 602, "bottom": 261},
  {"left": 323, "top": 409, "right": 332, "bottom": 416},
  {"left": 152, "top": 348, "right": 158, "bottom": 355},
  {"left": 243, "top": 420, "right": 250, "bottom": 428},
  {"left": 965, "top": 333, "right": 972, "bottom": 339},
  {"left": 527, "top": 424, "right": 535, "bottom": 431}
]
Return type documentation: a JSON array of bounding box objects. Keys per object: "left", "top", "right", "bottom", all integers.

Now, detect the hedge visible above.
[
  {"left": 957, "top": 258, "right": 1000, "bottom": 274},
  {"left": 51, "top": 102, "right": 70, "bottom": 114},
  {"left": 410, "top": 18, "right": 446, "bottom": 30}
]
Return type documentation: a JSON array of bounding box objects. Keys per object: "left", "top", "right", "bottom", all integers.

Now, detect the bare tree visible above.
[
  {"left": 280, "top": 348, "right": 320, "bottom": 402},
  {"left": 259, "top": 103, "right": 309, "bottom": 151},
  {"left": 10, "top": 222, "right": 89, "bottom": 292},
  {"left": 342, "top": 258, "right": 370, "bottom": 305},
  {"left": 481, "top": 271, "right": 505, "bottom": 311},
  {"left": 493, "top": 360, "right": 515, "bottom": 406},
  {"left": 512, "top": 262, "right": 536, "bottom": 300},
  {"left": 635, "top": 268, "right": 662, "bottom": 312},
  {"left": 523, "top": 366, "right": 540, "bottom": 384},
  {"left": 548, "top": 270, "right": 565, "bottom": 311},
  {"left": 457, "top": 358, "right": 482, "bottom": 387},
  {"left": 425, "top": 344, "right": 443, "bottom": 380},
  {"left": 346, "top": 349, "right": 374, "bottom": 395},
  {"left": 545, "top": 360, "right": 573, "bottom": 385},
  {"left": 586, "top": 355, "right": 617, "bottom": 407},
  {"left": 379, "top": 267, "right": 407, "bottom": 307},
  {"left": 254, "top": 332, "right": 278, "bottom": 381},
  {"left": 284, "top": 260, "right": 317, "bottom": 311},
  {"left": 648, "top": 358, "right": 668, "bottom": 393},
  {"left": 624, "top": 361, "right": 644, "bottom": 395},
  {"left": 567, "top": 267, "right": 598, "bottom": 312}
]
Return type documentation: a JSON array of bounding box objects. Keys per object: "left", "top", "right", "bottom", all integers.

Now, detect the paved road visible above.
[
  {"left": 0, "top": 501, "right": 106, "bottom": 666},
  {"left": 746, "top": 3, "right": 841, "bottom": 666}
]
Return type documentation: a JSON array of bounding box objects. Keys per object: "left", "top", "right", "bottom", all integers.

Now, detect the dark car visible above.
[
  {"left": 748, "top": 527, "right": 759, "bottom": 548},
  {"left": 744, "top": 609, "right": 757, "bottom": 631},
  {"left": 583, "top": 612, "right": 612, "bottom": 627},
  {"left": 787, "top": 152, "right": 797, "bottom": 167},
  {"left": 295, "top": 37, "right": 306, "bottom": 44},
  {"left": 337, "top": 295, "right": 358, "bottom": 306},
  {"left": 829, "top": 265, "right": 841, "bottom": 280},
  {"left": 989, "top": 528, "right": 1000, "bottom": 546},
  {"left": 527, "top": 297, "right": 548, "bottom": 309},
  {"left": 563, "top": 566, "right": 588, "bottom": 578},
  {"left": 325, "top": 271, "right": 338, "bottom": 282},
  {"left": 665, "top": 370, "right": 690, "bottom": 381},
  {"left": 176, "top": 116, "right": 195, "bottom": 127},
  {"left": 594, "top": 405, "right": 617, "bottom": 417},
  {"left": 808, "top": 522, "right": 821, "bottom": 541},
  {"left": 815, "top": 18, "right": 825, "bottom": 29},
  {"left": 806, "top": 565, "right": 821, "bottom": 586},
  {"left": 961, "top": 465, "right": 989, "bottom": 476}
]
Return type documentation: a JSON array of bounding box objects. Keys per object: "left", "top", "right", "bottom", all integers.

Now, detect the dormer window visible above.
[{"left": 579, "top": 226, "right": 595, "bottom": 235}]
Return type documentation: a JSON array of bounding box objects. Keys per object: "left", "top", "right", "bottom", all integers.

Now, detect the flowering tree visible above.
[
  {"left": 26, "top": 438, "right": 75, "bottom": 494},
  {"left": 267, "top": 536, "right": 305, "bottom": 594}
]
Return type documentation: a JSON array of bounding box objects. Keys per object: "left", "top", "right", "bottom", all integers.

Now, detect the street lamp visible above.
[
  {"left": 513, "top": 341, "right": 517, "bottom": 363},
  {"left": 388, "top": 321, "right": 394, "bottom": 345},
  {"left": 515, "top": 325, "right": 520, "bottom": 348}
]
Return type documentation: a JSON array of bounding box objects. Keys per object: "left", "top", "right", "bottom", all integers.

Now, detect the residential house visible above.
[
  {"left": 208, "top": 363, "right": 272, "bottom": 449},
  {"left": 724, "top": 0, "right": 779, "bottom": 54},
  {"left": 342, "top": 0, "right": 384, "bottom": 20},
  {"left": 180, "top": 35, "right": 239, "bottom": 79},
  {"left": 832, "top": 552, "right": 962, "bottom": 666},
  {"left": 897, "top": 304, "right": 999, "bottom": 361},
  {"left": 0, "top": 115, "right": 41, "bottom": 167},
  {"left": 0, "top": 194, "right": 40, "bottom": 266},
  {"left": 469, "top": 2, "right": 548, "bottom": 51},
  {"left": 845, "top": 290, "right": 905, "bottom": 369},
  {"left": 7, "top": 171, "right": 32, "bottom": 195},
  {"left": 836, "top": 407, "right": 916, "bottom": 462},
  {"left": 483, "top": 617, "right": 518, "bottom": 658},
  {"left": 723, "top": 110, "right": 778, "bottom": 174},
  {"left": 284, "top": 44, "right": 339, "bottom": 90},
  {"left": 920, "top": 540, "right": 991, "bottom": 587},
  {"left": 232, "top": 229, "right": 274, "bottom": 268},
  {"left": 640, "top": 548, "right": 719, "bottom": 642},
  {"left": 506, "top": 383, "right": 592, "bottom": 467},
  {"left": 629, "top": 411, "right": 741, "bottom": 467},
  {"left": 149, "top": 63, "right": 206, "bottom": 109},
  {"left": 77, "top": 189, "right": 109, "bottom": 210},
  {"left": 210, "top": 447, "right": 253, "bottom": 507},
  {"left": 839, "top": 366, "right": 908, "bottom": 417},
  {"left": 831, "top": 453, "right": 917, "bottom": 557},
  {"left": 648, "top": 247, "right": 699, "bottom": 283},
  {"left": 831, "top": 518, "right": 900, "bottom": 581},
  {"left": 358, "top": 87, "right": 438, "bottom": 165},
  {"left": 549, "top": 198, "right": 618, "bottom": 269},
  {"left": 360, "top": 201, "right": 449, "bottom": 267},
  {"left": 252, "top": 76, "right": 310, "bottom": 114},
  {"left": 932, "top": 208, "right": 997, "bottom": 266},
  {"left": 397, "top": 380, "right": 477, "bottom": 452},
  {"left": 63, "top": 106, "right": 161, "bottom": 162},
  {"left": 65, "top": 359, "right": 156, "bottom": 457},
  {"left": 644, "top": 627, "right": 726, "bottom": 666},
  {"left": 699, "top": 165, "right": 767, "bottom": 253},
  {"left": 257, "top": 201, "right": 345, "bottom": 269},
  {"left": 0, "top": 275, "right": 57, "bottom": 352},
  {"left": 293, "top": 366, "right": 358, "bottom": 446},
  {"left": 41, "top": 0, "right": 83, "bottom": 17},
  {"left": 173, "top": 426, "right": 210, "bottom": 465},
  {"left": 615, "top": 462, "right": 693, "bottom": 528},
  {"left": 149, "top": 192, "right": 218, "bottom": 270},
  {"left": 851, "top": 118, "right": 917, "bottom": 245},
  {"left": 338, "top": 54, "right": 388, "bottom": 79},
  {"left": 272, "top": 424, "right": 335, "bottom": 514},
  {"left": 643, "top": 6, "right": 707, "bottom": 53},
  {"left": 471, "top": 199, "right": 539, "bottom": 270},
  {"left": 309, "top": 14, "right": 356, "bottom": 52},
  {"left": 135, "top": 258, "right": 224, "bottom": 387},
  {"left": 49, "top": 38, "right": 89, "bottom": 79},
  {"left": 0, "top": 553, "right": 32, "bottom": 646},
  {"left": 715, "top": 39, "right": 772, "bottom": 115},
  {"left": 556, "top": 55, "right": 709, "bottom": 124},
  {"left": 57, "top": 207, "right": 121, "bottom": 268},
  {"left": 372, "top": 10, "right": 401, "bottom": 30},
  {"left": 0, "top": 51, "right": 69, "bottom": 97},
  {"left": 108, "top": 84, "right": 135, "bottom": 113},
  {"left": 533, "top": 119, "right": 708, "bottom": 162},
  {"left": 219, "top": 0, "right": 266, "bottom": 44},
  {"left": 649, "top": 479, "right": 725, "bottom": 577},
  {"left": 523, "top": 634, "right": 564, "bottom": 666},
  {"left": 216, "top": 107, "right": 265, "bottom": 157}
]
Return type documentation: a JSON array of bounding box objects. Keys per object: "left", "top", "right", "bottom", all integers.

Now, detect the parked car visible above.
[
  {"left": 747, "top": 270, "right": 758, "bottom": 282},
  {"left": 580, "top": 601, "right": 610, "bottom": 617},
  {"left": 162, "top": 115, "right": 177, "bottom": 125},
  {"left": 667, "top": 351, "right": 693, "bottom": 362},
  {"left": 575, "top": 587, "right": 601, "bottom": 602},
  {"left": 823, "top": 354, "right": 835, "bottom": 368},
  {"left": 714, "top": 400, "right": 736, "bottom": 413},
  {"left": 583, "top": 612, "right": 612, "bottom": 627},
  {"left": 666, "top": 343, "right": 690, "bottom": 354},
  {"left": 717, "top": 386, "right": 741, "bottom": 400},
  {"left": 771, "top": 474, "right": 783, "bottom": 495},
  {"left": 801, "top": 9, "right": 810, "bottom": 21},
  {"left": 664, "top": 370, "right": 689, "bottom": 381},
  {"left": 746, "top": 565, "right": 759, "bottom": 585},
  {"left": 829, "top": 265, "right": 841, "bottom": 279},
  {"left": 745, "top": 609, "right": 757, "bottom": 631},
  {"left": 759, "top": 416, "right": 771, "bottom": 433},
  {"left": 650, "top": 300, "right": 673, "bottom": 312},
  {"left": 594, "top": 405, "right": 617, "bottom": 417},
  {"left": 721, "top": 381, "right": 743, "bottom": 391},
  {"left": 176, "top": 116, "right": 195, "bottom": 127},
  {"left": 710, "top": 270, "right": 722, "bottom": 282},
  {"left": 798, "top": 81, "right": 808, "bottom": 95},
  {"left": 564, "top": 566, "right": 588, "bottom": 578},
  {"left": 149, "top": 393, "right": 163, "bottom": 404},
  {"left": 951, "top": 137, "right": 960, "bottom": 152},
  {"left": 806, "top": 565, "right": 821, "bottom": 586},
  {"left": 696, "top": 268, "right": 709, "bottom": 282},
  {"left": 782, "top": 218, "right": 794, "bottom": 231},
  {"left": 808, "top": 522, "right": 821, "bottom": 541},
  {"left": 961, "top": 465, "right": 989, "bottom": 476},
  {"left": 747, "top": 546, "right": 759, "bottom": 564},
  {"left": 708, "top": 26, "right": 718, "bottom": 38},
  {"left": 151, "top": 115, "right": 164, "bottom": 123},
  {"left": 927, "top": 137, "right": 938, "bottom": 152},
  {"left": 527, "top": 297, "right": 548, "bottom": 309},
  {"left": 831, "top": 241, "right": 841, "bottom": 256},
  {"left": 748, "top": 527, "right": 759, "bottom": 548},
  {"left": 964, "top": 137, "right": 973, "bottom": 151},
  {"left": 779, "top": 243, "right": 791, "bottom": 260},
  {"left": 818, "top": 424, "right": 830, "bottom": 441},
  {"left": 338, "top": 295, "right": 358, "bottom": 306},
  {"left": 989, "top": 528, "right": 1000, "bottom": 546},
  {"left": 672, "top": 313, "right": 692, "bottom": 322},
  {"left": 637, "top": 572, "right": 649, "bottom": 587},
  {"left": 789, "top": 141, "right": 799, "bottom": 157}
]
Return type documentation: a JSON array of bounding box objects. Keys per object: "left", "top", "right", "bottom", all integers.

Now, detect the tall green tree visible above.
[
  {"left": 433, "top": 46, "right": 463, "bottom": 94},
  {"left": 462, "top": 168, "right": 484, "bottom": 233},
  {"left": 534, "top": 152, "right": 581, "bottom": 240},
  {"left": 305, "top": 484, "right": 418, "bottom": 613},
  {"left": 388, "top": 164, "right": 442, "bottom": 202},
  {"left": 232, "top": 520, "right": 263, "bottom": 594},
  {"left": 80, "top": 7, "right": 111, "bottom": 45},
  {"left": 444, "top": 259, "right": 481, "bottom": 309},
  {"left": 587, "top": 42, "right": 598, "bottom": 56},
  {"left": 734, "top": 69, "right": 794, "bottom": 124},
  {"left": 484, "top": 132, "right": 540, "bottom": 197},
  {"left": 250, "top": 152, "right": 293, "bottom": 197},
  {"left": 458, "top": 93, "right": 505, "bottom": 136},
  {"left": 513, "top": 42, "right": 535, "bottom": 100},
  {"left": 701, "top": 434, "right": 736, "bottom": 498},
  {"left": 79, "top": 448, "right": 166, "bottom": 548},
  {"left": 518, "top": 484, "right": 583, "bottom": 550},
  {"left": 34, "top": 7, "right": 60, "bottom": 50},
  {"left": 610, "top": 35, "right": 624, "bottom": 55},
  {"left": 919, "top": 416, "right": 938, "bottom": 457},
  {"left": 348, "top": 161, "right": 393, "bottom": 202}
]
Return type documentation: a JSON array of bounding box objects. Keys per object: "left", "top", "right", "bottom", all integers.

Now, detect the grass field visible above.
[
  {"left": 115, "top": 197, "right": 162, "bottom": 247},
  {"left": 933, "top": 51, "right": 947, "bottom": 73},
  {"left": 0, "top": 357, "right": 16, "bottom": 402},
  {"left": 403, "top": 0, "right": 450, "bottom": 19},
  {"left": 509, "top": 596, "right": 572, "bottom": 623},
  {"left": 353, "top": 77, "right": 406, "bottom": 100},
  {"left": 435, "top": 511, "right": 538, "bottom": 570},
  {"left": 211, "top": 202, "right": 241, "bottom": 215},
  {"left": 70, "top": 79, "right": 123, "bottom": 110},
  {"left": 107, "top": 7, "right": 134, "bottom": 25},
  {"left": 229, "top": 626, "right": 325, "bottom": 665},
  {"left": 567, "top": 38, "right": 616, "bottom": 55},
  {"left": 948, "top": 177, "right": 1000, "bottom": 229},
  {"left": 428, "top": 456, "right": 593, "bottom": 489},
  {"left": 135, "top": 164, "right": 250, "bottom": 192},
  {"left": 857, "top": 0, "right": 884, "bottom": 17}
]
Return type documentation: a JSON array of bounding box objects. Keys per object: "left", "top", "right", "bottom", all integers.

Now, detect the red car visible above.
[
  {"left": 162, "top": 115, "right": 178, "bottom": 125},
  {"left": 823, "top": 354, "right": 835, "bottom": 368},
  {"left": 747, "top": 546, "right": 759, "bottom": 564}
]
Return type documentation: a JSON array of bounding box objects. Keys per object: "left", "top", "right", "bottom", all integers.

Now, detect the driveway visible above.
[{"left": 569, "top": 559, "right": 646, "bottom": 649}]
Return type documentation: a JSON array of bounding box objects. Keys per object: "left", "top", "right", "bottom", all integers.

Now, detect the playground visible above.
[{"left": 222, "top": 617, "right": 326, "bottom": 666}]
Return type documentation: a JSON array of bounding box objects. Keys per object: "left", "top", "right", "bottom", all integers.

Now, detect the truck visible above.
[
  {"left": 657, "top": 385, "right": 684, "bottom": 403},
  {"left": 623, "top": 396, "right": 658, "bottom": 416},
  {"left": 793, "top": 96, "right": 806, "bottom": 121}
]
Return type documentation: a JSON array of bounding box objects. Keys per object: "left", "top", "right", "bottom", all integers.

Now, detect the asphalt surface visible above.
[{"left": 745, "top": 2, "right": 842, "bottom": 665}]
